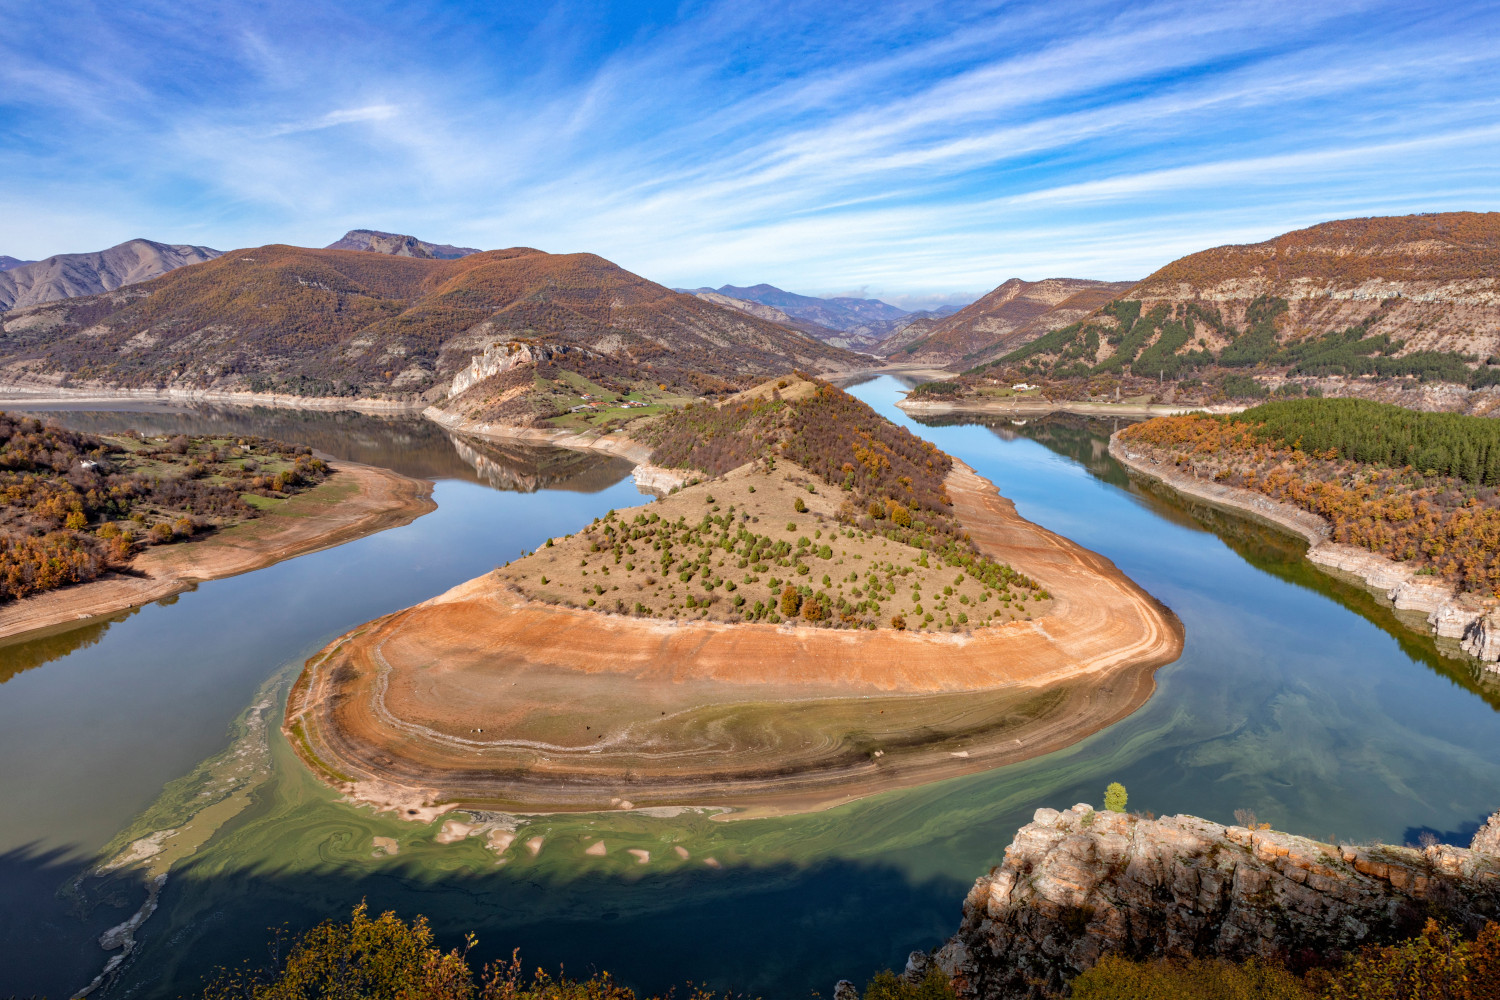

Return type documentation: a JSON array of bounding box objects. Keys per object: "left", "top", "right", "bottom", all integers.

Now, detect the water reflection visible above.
[{"left": 10, "top": 404, "right": 635, "bottom": 493}]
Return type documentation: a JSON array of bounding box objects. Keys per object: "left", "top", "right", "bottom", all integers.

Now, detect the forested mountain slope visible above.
[
  {"left": 0, "top": 244, "right": 861, "bottom": 407},
  {"left": 0, "top": 239, "right": 222, "bottom": 311}
]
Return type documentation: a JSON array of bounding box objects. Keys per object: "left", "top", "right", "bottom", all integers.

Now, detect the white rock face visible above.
[
  {"left": 449, "top": 341, "right": 599, "bottom": 399},
  {"left": 1461, "top": 610, "right": 1500, "bottom": 665},
  {"left": 632, "top": 464, "right": 688, "bottom": 497}
]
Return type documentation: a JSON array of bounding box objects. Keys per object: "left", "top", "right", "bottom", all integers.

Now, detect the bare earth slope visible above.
[
  {"left": 0, "top": 245, "right": 861, "bottom": 402},
  {"left": 285, "top": 459, "right": 1181, "bottom": 815},
  {"left": 1130, "top": 211, "right": 1500, "bottom": 359},
  {"left": 0, "top": 239, "right": 221, "bottom": 312},
  {"left": 888, "top": 278, "right": 1134, "bottom": 364}
]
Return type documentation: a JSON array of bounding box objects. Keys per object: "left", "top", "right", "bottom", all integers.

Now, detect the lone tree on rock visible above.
[{"left": 1105, "top": 782, "right": 1128, "bottom": 813}]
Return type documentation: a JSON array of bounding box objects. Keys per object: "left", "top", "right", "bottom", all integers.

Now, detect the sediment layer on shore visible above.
[
  {"left": 284, "top": 460, "right": 1183, "bottom": 816},
  {"left": 0, "top": 462, "right": 434, "bottom": 644},
  {"left": 898, "top": 397, "right": 1246, "bottom": 420},
  {"left": 1109, "top": 434, "right": 1500, "bottom": 665},
  {"left": 0, "top": 381, "right": 425, "bottom": 414}
]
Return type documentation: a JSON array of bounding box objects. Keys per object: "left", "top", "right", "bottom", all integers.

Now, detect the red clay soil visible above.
[{"left": 286, "top": 460, "right": 1182, "bottom": 816}]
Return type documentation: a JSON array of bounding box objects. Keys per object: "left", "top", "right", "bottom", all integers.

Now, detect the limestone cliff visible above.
[{"left": 935, "top": 803, "right": 1500, "bottom": 999}]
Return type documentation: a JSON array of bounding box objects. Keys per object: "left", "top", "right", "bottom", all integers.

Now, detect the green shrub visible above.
[
  {"left": 862, "top": 967, "right": 958, "bottom": 1000},
  {"left": 1104, "top": 782, "right": 1127, "bottom": 813},
  {"left": 1070, "top": 955, "right": 1311, "bottom": 999}
]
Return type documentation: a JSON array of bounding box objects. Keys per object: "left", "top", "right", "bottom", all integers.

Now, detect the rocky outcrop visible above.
[
  {"left": 1109, "top": 436, "right": 1500, "bottom": 667},
  {"left": 1475, "top": 811, "right": 1500, "bottom": 856},
  {"left": 324, "top": 229, "right": 481, "bottom": 259},
  {"left": 447, "top": 340, "right": 600, "bottom": 399},
  {"left": 631, "top": 463, "right": 688, "bottom": 496},
  {"left": 936, "top": 803, "right": 1500, "bottom": 999}
]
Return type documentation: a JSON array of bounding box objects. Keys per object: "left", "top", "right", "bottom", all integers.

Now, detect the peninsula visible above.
[
  {"left": 286, "top": 377, "right": 1182, "bottom": 816},
  {"left": 1111, "top": 398, "right": 1500, "bottom": 665},
  {"left": 0, "top": 414, "right": 433, "bottom": 643}
]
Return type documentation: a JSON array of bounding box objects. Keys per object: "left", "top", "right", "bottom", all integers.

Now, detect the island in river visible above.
[
  {"left": 286, "top": 376, "right": 1183, "bottom": 816},
  {"left": 0, "top": 413, "right": 433, "bottom": 643}
]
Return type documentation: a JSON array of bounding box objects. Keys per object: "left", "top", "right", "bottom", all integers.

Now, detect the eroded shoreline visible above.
[
  {"left": 898, "top": 397, "right": 1247, "bottom": 419},
  {"left": 1108, "top": 433, "right": 1500, "bottom": 666},
  {"left": 0, "top": 462, "right": 435, "bottom": 645},
  {"left": 285, "top": 459, "right": 1184, "bottom": 817}
]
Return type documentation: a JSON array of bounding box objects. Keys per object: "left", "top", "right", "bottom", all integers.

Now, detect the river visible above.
[{"left": 2, "top": 376, "right": 1497, "bottom": 998}]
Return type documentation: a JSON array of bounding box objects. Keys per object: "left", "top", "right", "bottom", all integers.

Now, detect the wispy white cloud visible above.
[{"left": 0, "top": 0, "right": 1496, "bottom": 297}]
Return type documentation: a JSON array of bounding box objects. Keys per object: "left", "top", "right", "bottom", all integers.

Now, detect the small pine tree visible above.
[{"left": 1104, "top": 782, "right": 1128, "bottom": 813}]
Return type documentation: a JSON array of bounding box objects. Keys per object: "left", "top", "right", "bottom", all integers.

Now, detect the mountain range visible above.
[
  {"left": 0, "top": 242, "right": 860, "bottom": 419},
  {"left": 0, "top": 239, "right": 221, "bottom": 312},
  {"left": 680, "top": 283, "right": 962, "bottom": 352},
  {"left": 5, "top": 212, "right": 1498, "bottom": 416},
  {"left": 0, "top": 256, "right": 33, "bottom": 272}
]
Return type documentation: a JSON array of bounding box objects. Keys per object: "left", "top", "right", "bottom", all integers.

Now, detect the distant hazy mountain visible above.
[
  {"left": 0, "top": 256, "right": 34, "bottom": 272},
  {"left": 885, "top": 278, "right": 1135, "bottom": 364},
  {"left": 679, "top": 283, "right": 960, "bottom": 352},
  {"left": 0, "top": 239, "right": 222, "bottom": 312},
  {"left": 325, "top": 229, "right": 481, "bottom": 259}
]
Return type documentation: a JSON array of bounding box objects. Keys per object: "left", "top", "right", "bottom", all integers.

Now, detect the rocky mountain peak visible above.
[{"left": 325, "top": 229, "right": 481, "bottom": 260}]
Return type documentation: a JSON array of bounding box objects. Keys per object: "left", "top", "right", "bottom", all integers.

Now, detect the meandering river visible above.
[{"left": 2, "top": 377, "right": 1498, "bottom": 999}]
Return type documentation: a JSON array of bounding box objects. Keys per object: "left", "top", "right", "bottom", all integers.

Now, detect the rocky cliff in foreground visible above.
[{"left": 936, "top": 803, "right": 1500, "bottom": 998}]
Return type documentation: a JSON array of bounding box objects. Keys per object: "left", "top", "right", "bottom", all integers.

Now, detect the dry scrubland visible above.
[{"left": 501, "top": 459, "right": 1047, "bottom": 631}]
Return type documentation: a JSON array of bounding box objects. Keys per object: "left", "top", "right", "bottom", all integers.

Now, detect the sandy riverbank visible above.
[
  {"left": 899, "top": 397, "right": 1247, "bottom": 420},
  {"left": 1108, "top": 434, "right": 1500, "bottom": 665},
  {"left": 284, "top": 459, "right": 1183, "bottom": 818},
  {"left": 0, "top": 462, "right": 435, "bottom": 645}
]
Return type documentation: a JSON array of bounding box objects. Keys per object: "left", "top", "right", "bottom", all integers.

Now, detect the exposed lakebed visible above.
[{"left": 3, "top": 378, "right": 1499, "bottom": 998}]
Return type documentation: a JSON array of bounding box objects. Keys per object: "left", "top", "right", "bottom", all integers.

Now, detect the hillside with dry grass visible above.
[
  {"left": 1129, "top": 212, "right": 1500, "bottom": 361},
  {"left": 0, "top": 244, "right": 861, "bottom": 407},
  {"left": 884, "top": 278, "right": 1133, "bottom": 364}
]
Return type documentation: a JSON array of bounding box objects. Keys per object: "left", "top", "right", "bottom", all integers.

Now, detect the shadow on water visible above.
[
  {"left": 920, "top": 412, "right": 1500, "bottom": 711},
  {"left": 132, "top": 856, "right": 967, "bottom": 1000},
  {"left": 0, "top": 839, "right": 969, "bottom": 1000}
]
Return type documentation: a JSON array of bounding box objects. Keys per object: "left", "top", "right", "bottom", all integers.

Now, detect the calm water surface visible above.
[{"left": 2, "top": 379, "right": 1497, "bottom": 998}]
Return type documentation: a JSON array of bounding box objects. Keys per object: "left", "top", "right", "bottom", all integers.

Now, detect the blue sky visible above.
[{"left": 2, "top": 0, "right": 1497, "bottom": 307}]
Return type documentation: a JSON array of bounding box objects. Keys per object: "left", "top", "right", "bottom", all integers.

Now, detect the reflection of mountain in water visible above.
[
  {"left": 446, "top": 435, "right": 638, "bottom": 494},
  {"left": 6, "top": 405, "right": 636, "bottom": 494},
  {"left": 10, "top": 404, "right": 480, "bottom": 482},
  {"left": 915, "top": 412, "right": 1141, "bottom": 489}
]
